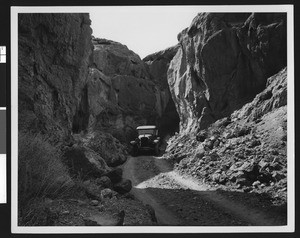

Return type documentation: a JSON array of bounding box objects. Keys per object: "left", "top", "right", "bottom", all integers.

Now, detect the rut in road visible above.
[{"left": 123, "top": 155, "right": 286, "bottom": 226}]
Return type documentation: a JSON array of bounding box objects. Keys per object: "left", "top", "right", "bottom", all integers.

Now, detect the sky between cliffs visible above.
[{"left": 89, "top": 6, "right": 202, "bottom": 59}]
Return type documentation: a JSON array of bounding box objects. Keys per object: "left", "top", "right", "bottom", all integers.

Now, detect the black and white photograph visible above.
[{"left": 10, "top": 5, "right": 294, "bottom": 234}]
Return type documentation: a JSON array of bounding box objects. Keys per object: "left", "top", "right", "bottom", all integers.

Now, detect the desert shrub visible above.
[
  {"left": 18, "top": 198, "right": 54, "bottom": 226},
  {"left": 18, "top": 132, "right": 73, "bottom": 212}
]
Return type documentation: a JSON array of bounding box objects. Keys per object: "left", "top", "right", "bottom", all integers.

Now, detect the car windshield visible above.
[{"left": 138, "top": 129, "right": 156, "bottom": 136}]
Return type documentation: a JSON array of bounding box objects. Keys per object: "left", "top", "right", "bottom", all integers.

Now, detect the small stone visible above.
[
  {"left": 252, "top": 180, "right": 261, "bottom": 187},
  {"left": 97, "top": 205, "right": 104, "bottom": 212},
  {"left": 209, "top": 135, "right": 217, "bottom": 143},
  {"left": 83, "top": 180, "right": 91, "bottom": 186},
  {"left": 113, "top": 179, "right": 132, "bottom": 194},
  {"left": 243, "top": 187, "right": 252, "bottom": 193},
  {"left": 90, "top": 200, "right": 99, "bottom": 206},
  {"left": 95, "top": 176, "right": 112, "bottom": 188},
  {"left": 236, "top": 177, "right": 251, "bottom": 187},
  {"left": 280, "top": 187, "right": 287, "bottom": 192},
  {"left": 272, "top": 157, "right": 280, "bottom": 163},
  {"left": 101, "top": 188, "right": 113, "bottom": 199},
  {"left": 270, "top": 162, "right": 282, "bottom": 171},
  {"left": 221, "top": 164, "right": 228, "bottom": 171},
  {"left": 258, "top": 160, "right": 269, "bottom": 170},
  {"left": 197, "top": 159, "right": 204, "bottom": 166},
  {"left": 272, "top": 171, "right": 286, "bottom": 181},
  {"left": 211, "top": 173, "right": 221, "bottom": 182},
  {"left": 213, "top": 139, "right": 220, "bottom": 148},
  {"left": 248, "top": 139, "right": 261, "bottom": 148},
  {"left": 61, "top": 210, "right": 70, "bottom": 215},
  {"left": 270, "top": 149, "right": 279, "bottom": 155},
  {"left": 196, "top": 131, "right": 207, "bottom": 142},
  {"left": 44, "top": 198, "right": 53, "bottom": 204}
]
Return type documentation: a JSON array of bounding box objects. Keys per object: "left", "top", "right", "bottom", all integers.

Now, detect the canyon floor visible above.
[
  {"left": 41, "top": 154, "right": 286, "bottom": 227},
  {"left": 122, "top": 155, "right": 287, "bottom": 226}
]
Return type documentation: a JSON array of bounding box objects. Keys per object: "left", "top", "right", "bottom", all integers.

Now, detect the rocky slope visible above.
[
  {"left": 164, "top": 67, "right": 287, "bottom": 205},
  {"left": 168, "top": 13, "right": 287, "bottom": 133}
]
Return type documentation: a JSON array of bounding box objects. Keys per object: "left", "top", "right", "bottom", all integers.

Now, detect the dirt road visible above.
[{"left": 122, "top": 155, "right": 287, "bottom": 226}]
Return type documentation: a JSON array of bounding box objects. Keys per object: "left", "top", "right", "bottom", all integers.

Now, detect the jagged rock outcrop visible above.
[
  {"left": 144, "top": 45, "right": 180, "bottom": 89},
  {"left": 143, "top": 45, "right": 180, "bottom": 137},
  {"left": 167, "top": 13, "right": 287, "bottom": 133},
  {"left": 18, "top": 13, "right": 93, "bottom": 144},
  {"left": 92, "top": 38, "right": 150, "bottom": 78}
]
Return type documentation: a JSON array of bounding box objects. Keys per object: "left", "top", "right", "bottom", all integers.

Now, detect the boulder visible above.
[
  {"left": 104, "top": 168, "right": 123, "bottom": 184},
  {"left": 113, "top": 179, "right": 132, "bottom": 194},
  {"left": 100, "top": 188, "right": 115, "bottom": 199},
  {"left": 92, "top": 38, "right": 149, "bottom": 78},
  {"left": 87, "top": 132, "right": 127, "bottom": 167},
  {"left": 63, "top": 145, "right": 110, "bottom": 179},
  {"left": 95, "top": 176, "right": 113, "bottom": 189}
]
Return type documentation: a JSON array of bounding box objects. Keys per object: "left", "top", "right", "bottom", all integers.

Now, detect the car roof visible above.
[{"left": 136, "top": 125, "right": 157, "bottom": 130}]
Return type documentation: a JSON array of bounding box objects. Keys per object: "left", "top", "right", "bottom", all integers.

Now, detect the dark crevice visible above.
[
  {"left": 158, "top": 90, "right": 180, "bottom": 139},
  {"left": 72, "top": 85, "right": 90, "bottom": 133}
]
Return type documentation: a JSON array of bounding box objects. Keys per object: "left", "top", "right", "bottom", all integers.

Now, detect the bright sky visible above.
[{"left": 89, "top": 6, "right": 203, "bottom": 59}]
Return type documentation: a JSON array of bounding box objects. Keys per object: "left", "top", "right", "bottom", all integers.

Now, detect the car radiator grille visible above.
[{"left": 140, "top": 137, "right": 149, "bottom": 147}]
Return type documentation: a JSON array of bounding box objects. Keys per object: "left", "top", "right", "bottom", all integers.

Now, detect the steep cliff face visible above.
[
  {"left": 143, "top": 45, "right": 180, "bottom": 137},
  {"left": 88, "top": 38, "right": 160, "bottom": 142},
  {"left": 168, "top": 13, "right": 286, "bottom": 133},
  {"left": 18, "top": 13, "right": 93, "bottom": 143}
]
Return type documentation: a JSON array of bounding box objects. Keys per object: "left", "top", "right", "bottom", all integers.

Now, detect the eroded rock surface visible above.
[
  {"left": 18, "top": 13, "right": 93, "bottom": 144},
  {"left": 144, "top": 45, "right": 181, "bottom": 137},
  {"left": 88, "top": 38, "right": 159, "bottom": 142},
  {"left": 167, "top": 13, "right": 287, "bottom": 133}
]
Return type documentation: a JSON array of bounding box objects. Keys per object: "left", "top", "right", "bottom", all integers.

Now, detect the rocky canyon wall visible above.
[
  {"left": 18, "top": 13, "right": 93, "bottom": 144},
  {"left": 88, "top": 38, "right": 179, "bottom": 142},
  {"left": 168, "top": 13, "right": 287, "bottom": 133},
  {"left": 143, "top": 45, "right": 180, "bottom": 137},
  {"left": 18, "top": 12, "right": 179, "bottom": 151}
]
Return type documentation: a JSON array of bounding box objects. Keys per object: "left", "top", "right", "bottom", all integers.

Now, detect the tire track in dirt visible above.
[{"left": 123, "top": 156, "right": 286, "bottom": 226}]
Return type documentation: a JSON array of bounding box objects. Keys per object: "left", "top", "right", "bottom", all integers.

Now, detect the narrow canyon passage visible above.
[
  {"left": 16, "top": 12, "right": 289, "bottom": 228},
  {"left": 123, "top": 156, "right": 286, "bottom": 226}
]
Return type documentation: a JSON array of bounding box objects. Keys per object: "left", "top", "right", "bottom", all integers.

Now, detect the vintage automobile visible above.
[{"left": 130, "top": 125, "right": 160, "bottom": 156}]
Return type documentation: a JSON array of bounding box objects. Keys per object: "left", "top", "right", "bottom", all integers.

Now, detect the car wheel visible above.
[
  {"left": 131, "top": 146, "right": 139, "bottom": 157},
  {"left": 154, "top": 144, "right": 159, "bottom": 156}
]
